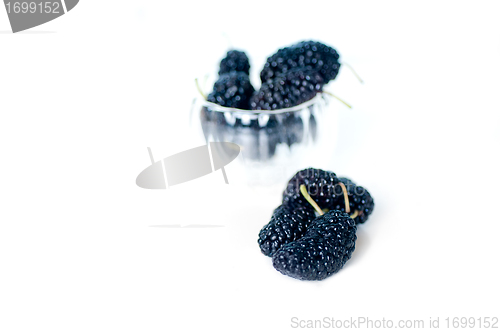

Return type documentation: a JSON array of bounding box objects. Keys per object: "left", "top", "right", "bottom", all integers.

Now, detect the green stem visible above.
[
  {"left": 323, "top": 91, "right": 352, "bottom": 109},
  {"left": 195, "top": 78, "right": 207, "bottom": 100},
  {"left": 300, "top": 184, "right": 324, "bottom": 215},
  {"left": 341, "top": 62, "right": 364, "bottom": 84},
  {"left": 338, "top": 182, "right": 351, "bottom": 214}
]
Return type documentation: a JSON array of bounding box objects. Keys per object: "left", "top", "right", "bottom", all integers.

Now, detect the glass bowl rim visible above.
[{"left": 198, "top": 93, "right": 326, "bottom": 115}]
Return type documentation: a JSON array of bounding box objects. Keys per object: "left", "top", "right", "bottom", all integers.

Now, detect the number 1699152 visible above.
[{"left": 5, "top": 2, "right": 60, "bottom": 14}]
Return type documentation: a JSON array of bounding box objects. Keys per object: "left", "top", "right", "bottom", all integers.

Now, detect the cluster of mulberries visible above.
[
  {"left": 258, "top": 168, "right": 375, "bottom": 281},
  {"left": 206, "top": 41, "right": 342, "bottom": 111}
]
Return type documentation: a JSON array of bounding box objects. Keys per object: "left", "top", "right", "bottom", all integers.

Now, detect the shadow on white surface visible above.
[{"left": 0, "top": 30, "right": 56, "bottom": 34}]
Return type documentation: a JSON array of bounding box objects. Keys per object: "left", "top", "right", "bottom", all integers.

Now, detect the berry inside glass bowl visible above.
[
  {"left": 189, "top": 41, "right": 351, "bottom": 187},
  {"left": 190, "top": 92, "right": 339, "bottom": 187}
]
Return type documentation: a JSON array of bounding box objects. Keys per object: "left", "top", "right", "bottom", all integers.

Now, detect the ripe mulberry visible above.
[
  {"left": 258, "top": 205, "right": 315, "bottom": 257},
  {"left": 207, "top": 71, "right": 255, "bottom": 109},
  {"left": 250, "top": 68, "right": 324, "bottom": 110},
  {"left": 282, "top": 168, "right": 341, "bottom": 212},
  {"left": 330, "top": 178, "right": 375, "bottom": 225},
  {"left": 272, "top": 210, "right": 357, "bottom": 281},
  {"left": 218, "top": 50, "right": 251, "bottom": 75},
  {"left": 260, "top": 41, "right": 341, "bottom": 83}
]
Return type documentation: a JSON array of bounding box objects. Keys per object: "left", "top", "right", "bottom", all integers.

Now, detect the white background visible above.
[{"left": 1, "top": 1, "right": 499, "bottom": 331}]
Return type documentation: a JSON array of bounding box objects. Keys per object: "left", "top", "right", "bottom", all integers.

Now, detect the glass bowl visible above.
[{"left": 189, "top": 93, "right": 338, "bottom": 187}]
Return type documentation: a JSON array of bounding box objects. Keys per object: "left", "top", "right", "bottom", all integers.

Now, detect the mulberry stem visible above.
[
  {"left": 301, "top": 183, "right": 360, "bottom": 220},
  {"left": 338, "top": 182, "right": 351, "bottom": 214},
  {"left": 195, "top": 78, "right": 207, "bottom": 100},
  {"left": 341, "top": 62, "right": 364, "bottom": 84},
  {"left": 323, "top": 91, "right": 352, "bottom": 109},
  {"left": 299, "top": 184, "right": 324, "bottom": 216},
  {"left": 350, "top": 210, "right": 360, "bottom": 219}
]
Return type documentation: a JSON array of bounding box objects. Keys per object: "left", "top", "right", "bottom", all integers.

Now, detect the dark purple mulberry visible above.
[
  {"left": 207, "top": 71, "right": 255, "bottom": 109},
  {"left": 282, "top": 168, "right": 342, "bottom": 212},
  {"left": 330, "top": 178, "right": 375, "bottom": 225},
  {"left": 272, "top": 210, "right": 357, "bottom": 281},
  {"left": 260, "top": 41, "right": 341, "bottom": 83},
  {"left": 258, "top": 205, "right": 315, "bottom": 257},
  {"left": 250, "top": 68, "right": 324, "bottom": 110},
  {"left": 218, "top": 50, "right": 251, "bottom": 75}
]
